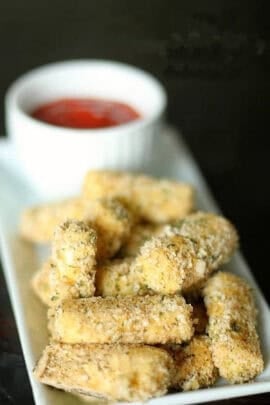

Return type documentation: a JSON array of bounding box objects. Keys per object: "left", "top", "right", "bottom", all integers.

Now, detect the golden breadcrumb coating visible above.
[
  {"left": 20, "top": 195, "right": 134, "bottom": 259},
  {"left": 132, "top": 175, "right": 194, "bottom": 223},
  {"left": 170, "top": 336, "right": 218, "bottom": 391},
  {"left": 20, "top": 197, "right": 87, "bottom": 243},
  {"left": 50, "top": 220, "right": 97, "bottom": 301},
  {"left": 119, "top": 223, "right": 165, "bottom": 258},
  {"left": 82, "top": 170, "right": 194, "bottom": 224},
  {"left": 23, "top": 169, "right": 265, "bottom": 401},
  {"left": 130, "top": 234, "right": 207, "bottom": 295},
  {"left": 34, "top": 343, "right": 174, "bottom": 402},
  {"left": 172, "top": 211, "right": 239, "bottom": 271},
  {"left": 96, "top": 263, "right": 210, "bottom": 336},
  {"left": 49, "top": 295, "right": 194, "bottom": 345},
  {"left": 95, "top": 258, "right": 138, "bottom": 297},
  {"left": 82, "top": 170, "right": 134, "bottom": 203},
  {"left": 203, "top": 272, "right": 264, "bottom": 383},
  {"left": 107, "top": 212, "right": 237, "bottom": 297},
  {"left": 31, "top": 260, "right": 52, "bottom": 306},
  {"left": 86, "top": 198, "right": 134, "bottom": 261}
]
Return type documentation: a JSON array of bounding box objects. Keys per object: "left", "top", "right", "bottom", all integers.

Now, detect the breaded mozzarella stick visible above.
[
  {"left": 130, "top": 234, "right": 207, "bottom": 295},
  {"left": 130, "top": 212, "right": 238, "bottom": 295},
  {"left": 20, "top": 198, "right": 87, "bottom": 243},
  {"left": 82, "top": 170, "right": 194, "bottom": 223},
  {"left": 34, "top": 343, "right": 174, "bottom": 402},
  {"left": 170, "top": 335, "right": 218, "bottom": 391},
  {"left": 172, "top": 211, "right": 238, "bottom": 272},
  {"left": 82, "top": 170, "right": 134, "bottom": 202},
  {"left": 50, "top": 220, "right": 97, "bottom": 301},
  {"left": 20, "top": 196, "right": 133, "bottom": 260},
  {"left": 49, "top": 295, "right": 194, "bottom": 344},
  {"left": 87, "top": 198, "right": 134, "bottom": 261},
  {"left": 203, "top": 272, "right": 264, "bottom": 383},
  {"left": 132, "top": 175, "right": 194, "bottom": 223}
]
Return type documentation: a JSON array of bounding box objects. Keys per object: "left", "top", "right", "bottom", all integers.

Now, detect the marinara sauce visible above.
[{"left": 31, "top": 98, "right": 141, "bottom": 129}]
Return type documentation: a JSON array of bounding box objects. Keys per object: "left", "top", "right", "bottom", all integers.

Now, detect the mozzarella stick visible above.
[
  {"left": 31, "top": 260, "right": 52, "bottom": 306},
  {"left": 172, "top": 211, "right": 239, "bottom": 272},
  {"left": 203, "top": 272, "right": 264, "bottom": 383},
  {"left": 82, "top": 170, "right": 194, "bottom": 224},
  {"left": 96, "top": 261, "right": 209, "bottom": 337},
  {"left": 49, "top": 295, "right": 194, "bottom": 344},
  {"left": 20, "top": 197, "right": 87, "bottom": 243},
  {"left": 170, "top": 336, "right": 218, "bottom": 391},
  {"left": 132, "top": 175, "right": 194, "bottom": 223},
  {"left": 82, "top": 170, "right": 134, "bottom": 202},
  {"left": 38, "top": 254, "right": 135, "bottom": 304},
  {"left": 50, "top": 220, "right": 97, "bottom": 301},
  {"left": 20, "top": 195, "right": 133, "bottom": 257},
  {"left": 130, "top": 234, "right": 207, "bottom": 295},
  {"left": 130, "top": 212, "right": 238, "bottom": 296},
  {"left": 34, "top": 343, "right": 174, "bottom": 402},
  {"left": 87, "top": 198, "right": 134, "bottom": 261}
]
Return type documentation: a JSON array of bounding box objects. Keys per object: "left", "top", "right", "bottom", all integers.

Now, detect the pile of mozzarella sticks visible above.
[{"left": 20, "top": 170, "right": 264, "bottom": 403}]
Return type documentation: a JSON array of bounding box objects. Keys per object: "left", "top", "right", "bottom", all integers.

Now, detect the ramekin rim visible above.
[{"left": 5, "top": 59, "right": 167, "bottom": 137}]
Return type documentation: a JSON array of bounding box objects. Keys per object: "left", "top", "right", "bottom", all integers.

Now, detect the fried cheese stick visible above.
[
  {"left": 132, "top": 175, "right": 194, "bottom": 223},
  {"left": 96, "top": 212, "right": 238, "bottom": 297},
  {"left": 170, "top": 335, "right": 218, "bottom": 391},
  {"left": 32, "top": 257, "right": 134, "bottom": 306},
  {"left": 82, "top": 170, "right": 194, "bottom": 223},
  {"left": 87, "top": 198, "right": 134, "bottom": 261},
  {"left": 130, "top": 234, "right": 207, "bottom": 295},
  {"left": 82, "top": 170, "right": 134, "bottom": 203},
  {"left": 172, "top": 211, "right": 238, "bottom": 272},
  {"left": 34, "top": 343, "right": 174, "bottom": 402},
  {"left": 20, "top": 197, "right": 133, "bottom": 259},
  {"left": 49, "top": 295, "right": 194, "bottom": 344},
  {"left": 50, "top": 220, "right": 97, "bottom": 301},
  {"left": 203, "top": 272, "right": 264, "bottom": 383},
  {"left": 20, "top": 197, "right": 86, "bottom": 243},
  {"left": 130, "top": 212, "right": 238, "bottom": 295}
]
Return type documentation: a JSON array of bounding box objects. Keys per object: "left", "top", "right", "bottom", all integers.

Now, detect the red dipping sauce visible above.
[{"left": 31, "top": 98, "right": 141, "bottom": 129}]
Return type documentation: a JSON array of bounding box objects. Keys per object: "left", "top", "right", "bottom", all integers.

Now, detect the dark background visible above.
[{"left": 0, "top": 1, "right": 270, "bottom": 404}]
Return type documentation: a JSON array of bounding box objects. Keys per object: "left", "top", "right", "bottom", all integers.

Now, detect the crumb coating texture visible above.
[
  {"left": 203, "top": 272, "right": 264, "bottom": 383},
  {"left": 34, "top": 343, "right": 174, "bottom": 402},
  {"left": 131, "top": 234, "right": 207, "bottom": 295},
  {"left": 86, "top": 198, "right": 134, "bottom": 261},
  {"left": 51, "top": 220, "right": 97, "bottom": 300},
  {"left": 49, "top": 294, "right": 194, "bottom": 344},
  {"left": 82, "top": 170, "right": 194, "bottom": 223},
  {"left": 20, "top": 198, "right": 87, "bottom": 243},
  {"left": 170, "top": 335, "right": 218, "bottom": 390}
]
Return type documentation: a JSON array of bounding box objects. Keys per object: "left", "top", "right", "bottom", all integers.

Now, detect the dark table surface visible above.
[{"left": 0, "top": 1, "right": 269, "bottom": 404}]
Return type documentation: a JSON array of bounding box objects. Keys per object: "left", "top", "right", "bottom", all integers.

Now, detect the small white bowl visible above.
[{"left": 5, "top": 60, "right": 167, "bottom": 198}]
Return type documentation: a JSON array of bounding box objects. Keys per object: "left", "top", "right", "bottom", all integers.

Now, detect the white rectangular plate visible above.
[{"left": 0, "top": 127, "right": 270, "bottom": 405}]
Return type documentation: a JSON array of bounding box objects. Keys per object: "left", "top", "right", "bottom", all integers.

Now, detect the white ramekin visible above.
[{"left": 5, "top": 60, "right": 167, "bottom": 198}]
